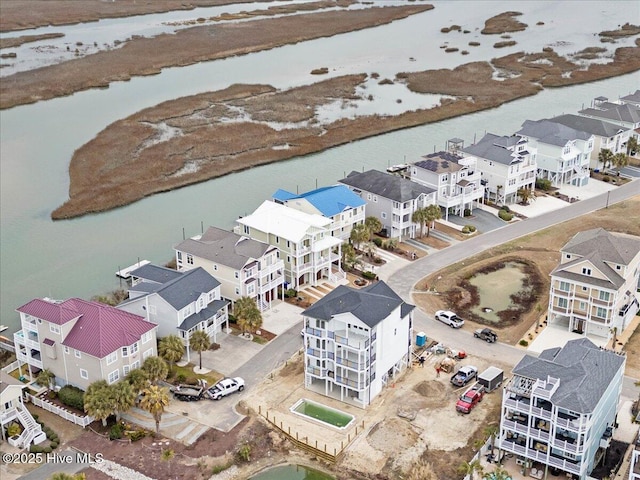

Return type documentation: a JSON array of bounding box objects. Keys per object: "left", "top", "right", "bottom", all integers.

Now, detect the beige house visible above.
[
  {"left": 14, "top": 298, "right": 158, "bottom": 391},
  {"left": 174, "top": 226, "right": 284, "bottom": 311},
  {"left": 235, "top": 201, "right": 344, "bottom": 289},
  {"left": 548, "top": 229, "right": 640, "bottom": 338},
  {"left": 0, "top": 370, "right": 45, "bottom": 447}
]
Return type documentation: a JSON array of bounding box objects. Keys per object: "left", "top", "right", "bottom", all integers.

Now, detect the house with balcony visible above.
[
  {"left": 302, "top": 281, "right": 414, "bottom": 408},
  {"left": 118, "top": 264, "right": 229, "bottom": 360},
  {"left": 14, "top": 297, "right": 157, "bottom": 391},
  {"left": 0, "top": 370, "right": 46, "bottom": 448},
  {"left": 579, "top": 97, "right": 640, "bottom": 145},
  {"left": 339, "top": 169, "right": 436, "bottom": 240},
  {"left": 620, "top": 90, "right": 640, "bottom": 109},
  {"left": 500, "top": 338, "right": 625, "bottom": 480},
  {"left": 174, "top": 226, "right": 284, "bottom": 311},
  {"left": 550, "top": 114, "right": 629, "bottom": 169},
  {"left": 409, "top": 150, "right": 484, "bottom": 221},
  {"left": 272, "top": 185, "right": 367, "bottom": 241},
  {"left": 548, "top": 228, "right": 640, "bottom": 339},
  {"left": 461, "top": 133, "right": 537, "bottom": 205},
  {"left": 234, "top": 200, "right": 344, "bottom": 289},
  {"left": 516, "top": 119, "right": 594, "bottom": 187}
]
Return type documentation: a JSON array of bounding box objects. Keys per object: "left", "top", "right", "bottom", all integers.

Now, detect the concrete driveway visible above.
[{"left": 446, "top": 207, "right": 507, "bottom": 233}]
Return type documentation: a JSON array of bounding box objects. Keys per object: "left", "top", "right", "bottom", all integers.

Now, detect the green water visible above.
[
  {"left": 469, "top": 262, "right": 529, "bottom": 323},
  {"left": 250, "top": 464, "right": 335, "bottom": 480},
  {"left": 294, "top": 400, "right": 353, "bottom": 428}
]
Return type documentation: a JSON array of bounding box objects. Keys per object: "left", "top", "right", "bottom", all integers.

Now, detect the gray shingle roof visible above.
[
  {"left": 175, "top": 227, "right": 272, "bottom": 270},
  {"left": 130, "top": 264, "right": 182, "bottom": 284},
  {"left": 461, "top": 133, "right": 524, "bottom": 165},
  {"left": 517, "top": 119, "right": 592, "bottom": 146},
  {"left": 621, "top": 90, "right": 640, "bottom": 106},
  {"left": 302, "top": 281, "right": 414, "bottom": 328},
  {"left": 339, "top": 170, "right": 434, "bottom": 203},
  {"left": 413, "top": 151, "right": 464, "bottom": 173},
  {"left": 579, "top": 103, "right": 640, "bottom": 124},
  {"left": 178, "top": 300, "right": 229, "bottom": 331},
  {"left": 551, "top": 114, "right": 626, "bottom": 138},
  {"left": 513, "top": 338, "right": 625, "bottom": 413}
]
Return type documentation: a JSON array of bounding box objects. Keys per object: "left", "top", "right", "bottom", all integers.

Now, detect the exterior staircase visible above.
[{"left": 15, "top": 405, "right": 44, "bottom": 448}]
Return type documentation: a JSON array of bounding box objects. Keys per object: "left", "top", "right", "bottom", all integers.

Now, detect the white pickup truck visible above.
[
  {"left": 435, "top": 310, "right": 465, "bottom": 328},
  {"left": 207, "top": 377, "right": 245, "bottom": 400}
]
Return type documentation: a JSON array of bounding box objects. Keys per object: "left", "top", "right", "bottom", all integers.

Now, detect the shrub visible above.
[
  {"left": 228, "top": 314, "right": 237, "bottom": 324},
  {"left": 498, "top": 209, "right": 514, "bottom": 221},
  {"left": 462, "top": 225, "right": 477, "bottom": 234},
  {"left": 535, "top": 178, "right": 552, "bottom": 191},
  {"left": 285, "top": 288, "right": 297, "bottom": 298},
  {"left": 50, "top": 442, "right": 58, "bottom": 449},
  {"left": 211, "top": 463, "right": 232, "bottom": 474},
  {"left": 58, "top": 385, "right": 85, "bottom": 411},
  {"left": 500, "top": 205, "right": 511, "bottom": 213},
  {"left": 176, "top": 374, "right": 187, "bottom": 384},
  {"left": 361, "top": 271, "right": 377, "bottom": 280},
  {"left": 7, "top": 422, "right": 22, "bottom": 437},
  {"left": 185, "top": 377, "right": 198, "bottom": 385},
  {"left": 519, "top": 339, "right": 529, "bottom": 347},
  {"left": 43, "top": 446, "right": 52, "bottom": 454},
  {"left": 127, "top": 429, "right": 147, "bottom": 442},
  {"left": 372, "top": 237, "right": 383, "bottom": 247},
  {"left": 30, "top": 445, "right": 44, "bottom": 453},
  {"left": 602, "top": 175, "right": 611, "bottom": 183},
  {"left": 110, "top": 423, "right": 124, "bottom": 440}
]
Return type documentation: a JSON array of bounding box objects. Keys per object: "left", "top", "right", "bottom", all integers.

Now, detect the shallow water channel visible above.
[{"left": 469, "top": 262, "right": 530, "bottom": 323}]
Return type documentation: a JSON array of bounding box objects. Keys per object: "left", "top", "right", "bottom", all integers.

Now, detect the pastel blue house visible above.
[
  {"left": 272, "top": 185, "right": 366, "bottom": 241},
  {"left": 500, "top": 338, "right": 625, "bottom": 479}
]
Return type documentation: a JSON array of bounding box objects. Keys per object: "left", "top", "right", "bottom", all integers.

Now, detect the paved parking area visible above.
[{"left": 448, "top": 207, "right": 509, "bottom": 233}]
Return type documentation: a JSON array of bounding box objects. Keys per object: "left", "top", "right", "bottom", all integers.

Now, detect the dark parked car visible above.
[{"left": 474, "top": 328, "right": 498, "bottom": 343}]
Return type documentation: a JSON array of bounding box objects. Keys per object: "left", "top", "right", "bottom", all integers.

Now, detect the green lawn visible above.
[{"left": 168, "top": 363, "right": 221, "bottom": 386}]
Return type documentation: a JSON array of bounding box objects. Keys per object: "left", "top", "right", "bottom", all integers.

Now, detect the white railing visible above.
[
  {"left": 1, "top": 360, "right": 20, "bottom": 373},
  {"left": 28, "top": 394, "right": 94, "bottom": 427}
]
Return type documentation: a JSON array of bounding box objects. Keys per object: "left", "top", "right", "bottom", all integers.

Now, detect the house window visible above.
[
  {"left": 143, "top": 349, "right": 153, "bottom": 360},
  {"left": 208, "top": 292, "right": 214, "bottom": 302},
  {"left": 582, "top": 286, "right": 588, "bottom": 292},
  {"left": 74, "top": 349, "right": 81, "bottom": 359},
  {"left": 235, "top": 287, "right": 240, "bottom": 295},
  {"left": 275, "top": 236, "right": 280, "bottom": 244},
  {"left": 177, "top": 251, "right": 182, "bottom": 262},
  {"left": 565, "top": 254, "right": 571, "bottom": 259},
  {"left": 581, "top": 267, "right": 591, "bottom": 275},
  {"left": 287, "top": 240, "right": 290, "bottom": 248},
  {"left": 558, "top": 298, "right": 568, "bottom": 309},
  {"left": 599, "top": 291, "right": 610, "bottom": 301},
  {"left": 213, "top": 264, "right": 218, "bottom": 271},
  {"left": 49, "top": 324, "right": 60, "bottom": 334},
  {"left": 559, "top": 281, "right": 570, "bottom": 292},
  {"left": 80, "top": 369, "right": 88, "bottom": 380},
  {"left": 141, "top": 331, "right": 151, "bottom": 344},
  {"left": 64, "top": 346, "right": 69, "bottom": 354},
  {"left": 243, "top": 225, "right": 250, "bottom": 235},
  {"left": 579, "top": 302, "right": 587, "bottom": 311},
  {"left": 596, "top": 307, "right": 607, "bottom": 318},
  {"left": 106, "top": 351, "right": 117, "bottom": 365},
  {"left": 123, "top": 365, "right": 130, "bottom": 376},
  {"left": 186, "top": 254, "right": 194, "bottom": 265},
  {"left": 130, "top": 342, "right": 139, "bottom": 355},
  {"left": 131, "top": 361, "right": 140, "bottom": 370},
  {"left": 373, "top": 195, "right": 378, "bottom": 202},
  {"left": 199, "top": 298, "right": 205, "bottom": 309},
  {"left": 234, "top": 271, "right": 239, "bottom": 279},
  {"left": 367, "top": 193, "right": 372, "bottom": 200},
  {"left": 108, "top": 369, "right": 120, "bottom": 384},
  {"left": 122, "top": 346, "right": 129, "bottom": 357},
  {"left": 616, "top": 265, "right": 621, "bottom": 270}
]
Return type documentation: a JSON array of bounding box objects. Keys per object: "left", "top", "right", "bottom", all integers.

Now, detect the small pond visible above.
[
  {"left": 250, "top": 464, "right": 336, "bottom": 480},
  {"left": 468, "top": 261, "right": 531, "bottom": 323}
]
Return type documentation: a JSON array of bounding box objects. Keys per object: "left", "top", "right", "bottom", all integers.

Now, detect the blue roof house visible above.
[{"left": 272, "top": 185, "right": 366, "bottom": 241}]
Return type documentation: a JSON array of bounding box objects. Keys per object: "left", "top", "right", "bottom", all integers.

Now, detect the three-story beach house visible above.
[
  {"left": 409, "top": 150, "right": 484, "bottom": 221},
  {"left": 271, "top": 185, "right": 366, "bottom": 241},
  {"left": 174, "top": 226, "right": 284, "bottom": 311},
  {"left": 461, "top": 133, "right": 537, "bottom": 205},
  {"left": 579, "top": 97, "right": 640, "bottom": 146},
  {"left": 339, "top": 169, "right": 436, "bottom": 240},
  {"left": 234, "top": 200, "right": 344, "bottom": 289},
  {"left": 517, "top": 119, "right": 594, "bottom": 187},
  {"left": 500, "top": 338, "right": 625, "bottom": 480},
  {"left": 118, "top": 264, "right": 229, "bottom": 360},
  {"left": 548, "top": 228, "right": 640, "bottom": 339},
  {"left": 14, "top": 298, "right": 157, "bottom": 390},
  {"left": 302, "top": 281, "right": 414, "bottom": 408}
]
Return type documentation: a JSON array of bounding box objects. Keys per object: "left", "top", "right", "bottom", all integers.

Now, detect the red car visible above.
[{"left": 456, "top": 384, "right": 485, "bottom": 414}]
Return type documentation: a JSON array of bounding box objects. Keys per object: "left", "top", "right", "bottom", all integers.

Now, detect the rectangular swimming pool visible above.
[{"left": 290, "top": 398, "right": 354, "bottom": 429}]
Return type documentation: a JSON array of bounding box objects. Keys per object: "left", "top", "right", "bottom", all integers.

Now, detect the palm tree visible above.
[
  {"left": 141, "top": 356, "right": 168, "bottom": 385},
  {"left": 423, "top": 204, "right": 442, "bottom": 237},
  {"left": 189, "top": 330, "right": 211, "bottom": 370},
  {"left": 110, "top": 381, "right": 136, "bottom": 421},
  {"left": 612, "top": 152, "right": 629, "bottom": 175},
  {"left": 125, "top": 368, "right": 149, "bottom": 392},
  {"left": 598, "top": 148, "right": 614, "bottom": 170},
  {"left": 484, "top": 424, "right": 499, "bottom": 455},
  {"left": 483, "top": 465, "right": 510, "bottom": 480},
  {"left": 610, "top": 326, "right": 618, "bottom": 350},
  {"left": 458, "top": 459, "right": 484, "bottom": 480},
  {"left": 234, "top": 296, "right": 263, "bottom": 337},
  {"left": 350, "top": 223, "right": 369, "bottom": 252},
  {"left": 517, "top": 187, "right": 532, "bottom": 205},
  {"left": 36, "top": 368, "right": 55, "bottom": 389},
  {"left": 364, "top": 216, "right": 383, "bottom": 241},
  {"left": 161, "top": 448, "right": 175, "bottom": 477},
  {"left": 412, "top": 207, "right": 429, "bottom": 238},
  {"left": 159, "top": 335, "right": 184, "bottom": 376},
  {"left": 83, "top": 380, "right": 112, "bottom": 426},
  {"left": 627, "top": 136, "right": 638, "bottom": 156},
  {"left": 139, "top": 385, "right": 170, "bottom": 436},
  {"left": 341, "top": 242, "right": 356, "bottom": 268}
]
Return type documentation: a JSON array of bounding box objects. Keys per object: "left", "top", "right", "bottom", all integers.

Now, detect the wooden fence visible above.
[
  {"left": 258, "top": 405, "right": 362, "bottom": 464},
  {"left": 28, "top": 393, "right": 94, "bottom": 427}
]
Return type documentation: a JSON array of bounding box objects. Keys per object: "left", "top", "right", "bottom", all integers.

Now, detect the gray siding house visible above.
[{"left": 339, "top": 169, "right": 436, "bottom": 240}]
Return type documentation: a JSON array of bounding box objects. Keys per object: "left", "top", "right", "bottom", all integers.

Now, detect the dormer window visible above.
[{"left": 582, "top": 267, "right": 591, "bottom": 276}]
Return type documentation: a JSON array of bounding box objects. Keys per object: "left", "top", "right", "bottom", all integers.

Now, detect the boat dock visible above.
[
  {"left": 116, "top": 260, "right": 150, "bottom": 279},
  {"left": 0, "top": 325, "right": 7, "bottom": 333}
]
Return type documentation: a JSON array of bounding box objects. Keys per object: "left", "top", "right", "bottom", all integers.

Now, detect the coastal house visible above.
[
  {"left": 234, "top": 200, "right": 344, "bottom": 289},
  {"left": 272, "top": 185, "right": 366, "bottom": 241},
  {"left": 302, "top": 281, "right": 414, "bottom": 408},
  {"left": 409, "top": 150, "right": 484, "bottom": 221},
  {"left": 461, "top": 133, "right": 537, "bottom": 205},
  {"left": 620, "top": 89, "right": 640, "bottom": 108},
  {"left": 516, "top": 119, "right": 594, "bottom": 187},
  {"left": 500, "top": 338, "right": 625, "bottom": 480},
  {"left": 118, "top": 264, "right": 229, "bottom": 360},
  {"left": 548, "top": 228, "right": 640, "bottom": 339},
  {"left": 578, "top": 98, "right": 640, "bottom": 145},
  {"left": 174, "top": 226, "right": 284, "bottom": 311},
  {"left": 0, "top": 370, "right": 45, "bottom": 448},
  {"left": 14, "top": 297, "right": 157, "bottom": 390},
  {"left": 550, "top": 114, "right": 629, "bottom": 168},
  {"left": 338, "top": 169, "right": 437, "bottom": 240}
]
